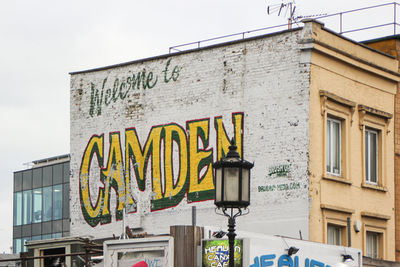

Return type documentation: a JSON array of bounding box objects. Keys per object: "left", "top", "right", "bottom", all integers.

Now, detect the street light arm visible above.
[
  {"left": 213, "top": 207, "right": 249, "bottom": 267},
  {"left": 215, "top": 207, "right": 249, "bottom": 219}
]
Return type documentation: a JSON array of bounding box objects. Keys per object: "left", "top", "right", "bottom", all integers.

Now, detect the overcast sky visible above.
[{"left": 0, "top": 0, "right": 396, "bottom": 253}]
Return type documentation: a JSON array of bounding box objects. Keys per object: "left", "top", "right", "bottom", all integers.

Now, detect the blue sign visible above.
[{"left": 250, "top": 253, "right": 332, "bottom": 267}]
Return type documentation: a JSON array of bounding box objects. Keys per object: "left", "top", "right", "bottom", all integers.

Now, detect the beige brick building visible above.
[
  {"left": 364, "top": 36, "right": 400, "bottom": 261},
  {"left": 306, "top": 22, "right": 399, "bottom": 261}
]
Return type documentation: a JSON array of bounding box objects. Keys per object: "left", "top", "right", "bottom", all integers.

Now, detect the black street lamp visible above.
[{"left": 213, "top": 139, "right": 254, "bottom": 267}]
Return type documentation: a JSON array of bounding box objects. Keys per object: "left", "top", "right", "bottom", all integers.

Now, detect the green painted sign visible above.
[
  {"left": 89, "top": 58, "right": 182, "bottom": 117},
  {"left": 202, "top": 239, "right": 243, "bottom": 267}
]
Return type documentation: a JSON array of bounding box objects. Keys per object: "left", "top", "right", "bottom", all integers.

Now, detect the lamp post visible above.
[{"left": 213, "top": 139, "right": 254, "bottom": 267}]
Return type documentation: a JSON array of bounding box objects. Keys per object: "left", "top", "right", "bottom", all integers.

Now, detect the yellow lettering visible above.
[
  {"left": 163, "top": 124, "right": 188, "bottom": 200},
  {"left": 187, "top": 119, "right": 214, "bottom": 201},
  {"left": 101, "top": 133, "right": 133, "bottom": 219},
  {"left": 125, "top": 127, "right": 163, "bottom": 203},
  {"left": 79, "top": 135, "right": 105, "bottom": 226},
  {"left": 215, "top": 113, "right": 243, "bottom": 160}
]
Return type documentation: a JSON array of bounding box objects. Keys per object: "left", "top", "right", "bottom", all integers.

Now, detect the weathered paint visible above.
[
  {"left": 79, "top": 113, "right": 243, "bottom": 226},
  {"left": 89, "top": 59, "right": 181, "bottom": 117},
  {"left": 70, "top": 25, "right": 312, "bottom": 240},
  {"left": 268, "top": 164, "right": 290, "bottom": 177}
]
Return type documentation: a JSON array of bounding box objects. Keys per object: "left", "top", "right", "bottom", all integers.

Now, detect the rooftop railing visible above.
[{"left": 169, "top": 2, "right": 400, "bottom": 53}]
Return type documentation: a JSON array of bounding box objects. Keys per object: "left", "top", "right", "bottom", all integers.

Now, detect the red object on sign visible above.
[{"left": 131, "top": 261, "right": 148, "bottom": 267}]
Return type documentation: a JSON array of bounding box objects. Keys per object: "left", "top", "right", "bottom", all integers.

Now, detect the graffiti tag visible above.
[
  {"left": 258, "top": 182, "right": 300, "bottom": 193},
  {"left": 268, "top": 164, "right": 290, "bottom": 177}
]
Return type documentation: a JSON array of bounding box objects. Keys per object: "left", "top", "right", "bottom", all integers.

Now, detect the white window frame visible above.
[
  {"left": 327, "top": 224, "right": 342, "bottom": 246},
  {"left": 365, "top": 128, "right": 378, "bottom": 185},
  {"left": 366, "top": 231, "right": 380, "bottom": 259},
  {"left": 326, "top": 117, "right": 341, "bottom": 176}
]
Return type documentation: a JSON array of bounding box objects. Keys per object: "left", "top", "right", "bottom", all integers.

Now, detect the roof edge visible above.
[{"left": 69, "top": 27, "right": 303, "bottom": 75}]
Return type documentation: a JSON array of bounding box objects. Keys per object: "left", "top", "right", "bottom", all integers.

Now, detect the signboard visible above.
[
  {"left": 202, "top": 239, "right": 243, "bottom": 267},
  {"left": 103, "top": 237, "right": 174, "bottom": 267},
  {"left": 201, "top": 235, "right": 361, "bottom": 267}
]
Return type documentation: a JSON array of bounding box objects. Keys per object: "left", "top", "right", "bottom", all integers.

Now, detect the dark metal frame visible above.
[
  {"left": 213, "top": 140, "right": 253, "bottom": 209},
  {"left": 213, "top": 139, "right": 253, "bottom": 267},
  {"left": 169, "top": 2, "right": 400, "bottom": 53},
  {"left": 213, "top": 159, "right": 253, "bottom": 209},
  {"left": 214, "top": 207, "right": 250, "bottom": 267},
  {"left": 0, "top": 238, "right": 103, "bottom": 267}
]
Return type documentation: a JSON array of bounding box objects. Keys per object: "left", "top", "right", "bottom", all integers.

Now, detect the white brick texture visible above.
[{"left": 70, "top": 28, "right": 311, "bottom": 240}]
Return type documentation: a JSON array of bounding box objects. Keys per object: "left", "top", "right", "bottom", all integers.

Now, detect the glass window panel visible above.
[
  {"left": 22, "top": 171, "right": 32, "bottom": 191},
  {"left": 42, "top": 221, "right": 52, "bottom": 234},
  {"left": 365, "top": 132, "right": 369, "bottom": 180},
  {"left": 22, "top": 224, "right": 32, "bottom": 237},
  {"left": 332, "top": 121, "right": 340, "bottom": 174},
  {"left": 14, "top": 172, "right": 23, "bottom": 192},
  {"left": 224, "top": 168, "right": 239, "bottom": 202},
  {"left": 327, "top": 118, "right": 341, "bottom": 175},
  {"left": 327, "top": 225, "right": 341, "bottom": 245},
  {"left": 63, "top": 162, "right": 70, "bottom": 183},
  {"left": 32, "top": 168, "right": 42, "bottom": 189},
  {"left": 53, "top": 185, "right": 62, "bottom": 220},
  {"left": 53, "top": 164, "right": 63, "bottom": 185},
  {"left": 33, "top": 189, "right": 42, "bottom": 223},
  {"left": 14, "top": 192, "right": 22, "bottom": 226},
  {"left": 43, "top": 166, "right": 52, "bottom": 187},
  {"left": 365, "top": 129, "right": 378, "bottom": 184},
  {"left": 62, "top": 219, "right": 70, "bottom": 232},
  {"left": 63, "top": 232, "right": 70, "bottom": 237},
  {"left": 53, "top": 220, "right": 62, "bottom": 233},
  {"left": 21, "top": 237, "right": 31, "bottom": 252},
  {"left": 63, "top": 183, "right": 69, "bottom": 219},
  {"left": 366, "top": 232, "right": 379, "bottom": 258},
  {"left": 13, "top": 239, "right": 21, "bottom": 254},
  {"left": 241, "top": 169, "right": 249, "bottom": 202},
  {"left": 215, "top": 169, "right": 222, "bottom": 202},
  {"left": 370, "top": 132, "right": 377, "bottom": 183},
  {"left": 22, "top": 190, "right": 32, "bottom": 225},
  {"left": 41, "top": 234, "right": 52, "bottom": 240},
  {"left": 43, "top": 186, "right": 52, "bottom": 222},
  {"left": 31, "top": 235, "right": 41, "bottom": 241},
  {"left": 32, "top": 223, "right": 41, "bottom": 236},
  {"left": 52, "top": 233, "right": 62, "bottom": 238},
  {"left": 13, "top": 226, "right": 22, "bottom": 238},
  {"left": 327, "top": 120, "right": 331, "bottom": 172}
]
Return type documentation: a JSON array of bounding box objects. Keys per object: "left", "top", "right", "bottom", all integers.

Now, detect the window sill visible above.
[
  {"left": 361, "top": 182, "right": 387, "bottom": 192},
  {"left": 323, "top": 175, "right": 352, "bottom": 185}
]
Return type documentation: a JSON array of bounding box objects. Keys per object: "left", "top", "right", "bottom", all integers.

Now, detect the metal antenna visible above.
[
  {"left": 267, "top": 1, "right": 327, "bottom": 29},
  {"left": 266, "top": 0, "right": 297, "bottom": 29}
]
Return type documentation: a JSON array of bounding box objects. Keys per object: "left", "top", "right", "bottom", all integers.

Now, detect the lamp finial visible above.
[{"left": 227, "top": 138, "right": 240, "bottom": 158}]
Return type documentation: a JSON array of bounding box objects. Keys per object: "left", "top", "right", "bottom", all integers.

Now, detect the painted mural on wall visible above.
[
  {"left": 89, "top": 59, "right": 182, "bottom": 117},
  {"left": 79, "top": 113, "right": 244, "bottom": 227},
  {"left": 258, "top": 164, "right": 302, "bottom": 194},
  {"left": 71, "top": 32, "right": 312, "bottom": 239}
]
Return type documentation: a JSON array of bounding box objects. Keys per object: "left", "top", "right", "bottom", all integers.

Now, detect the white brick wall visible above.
[{"left": 70, "top": 27, "right": 311, "bottom": 240}]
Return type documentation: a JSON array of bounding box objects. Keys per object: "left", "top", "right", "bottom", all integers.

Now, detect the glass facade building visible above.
[{"left": 13, "top": 155, "right": 70, "bottom": 254}]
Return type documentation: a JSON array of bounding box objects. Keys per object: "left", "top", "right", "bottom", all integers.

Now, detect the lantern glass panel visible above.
[
  {"left": 242, "top": 169, "right": 250, "bottom": 202},
  {"left": 215, "top": 168, "right": 222, "bottom": 202},
  {"left": 224, "top": 167, "right": 239, "bottom": 202}
]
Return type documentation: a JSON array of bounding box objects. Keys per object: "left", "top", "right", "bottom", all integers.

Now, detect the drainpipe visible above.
[{"left": 347, "top": 217, "right": 351, "bottom": 247}]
